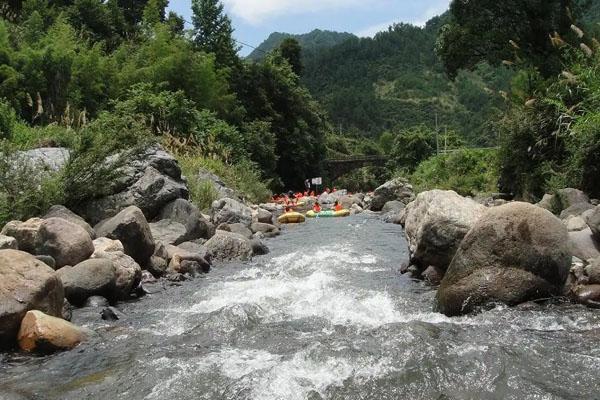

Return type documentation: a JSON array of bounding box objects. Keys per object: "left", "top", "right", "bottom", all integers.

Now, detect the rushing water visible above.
[{"left": 2, "top": 214, "right": 600, "bottom": 400}]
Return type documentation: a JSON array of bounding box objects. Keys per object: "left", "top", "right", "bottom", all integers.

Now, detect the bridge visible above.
[{"left": 323, "top": 155, "right": 389, "bottom": 180}]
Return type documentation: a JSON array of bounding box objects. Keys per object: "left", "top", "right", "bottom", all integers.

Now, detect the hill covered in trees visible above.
[{"left": 247, "top": 29, "right": 356, "bottom": 62}]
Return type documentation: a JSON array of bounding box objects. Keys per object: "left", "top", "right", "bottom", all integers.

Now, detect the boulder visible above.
[
  {"left": 0, "top": 235, "right": 17, "bottom": 250},
  {"left": 560, "top": 203, "right": 594, "bottom": 220},
  {"left": 93, "top": 251, "right": 142, "bottom": 300},
  {"left": 259, "top": 203, "right": 284, "bottom": 213},
  {"left": 35, "top": 218, "right": 94, "bottom": 268},
  {"left": 554, "top": 188, "right": 590, "bottom": 213},
  {"left": 57, "top": 259, "right": 116, "bottom": 306},
  {"left": 17, "top": 147, "right": 70, "bottom": 172},
  {"left": 204, "top": 231, "right": 253, "bottom": 262},
  {"left": 436, "top": 202, "right": 571, "bottom": 316},
  {"left": 370, "top": 178, "right": 415, "bottom": 211},
  {"left": 318, "top": 192, "right": 335, "bottom": 205},
  {"left": 227, "top": 223, "right": 253, "bottom": 239},
  {"left": 166, "top": 245, "right": 211, "bottom": 275},
  {"left": 211, "top": 198, "right": 252, "bottom": 226},
  {"left": 158, "top": 199, "right": 214, "bottom": 241},
  {"left": 18, "top": 310, "right": 85, "bottom": 353},
  {"left": 256, "top": 208, "right": 274, "bottom": 224},
  {"left": 0, "top": 250, "right": 64, "bottom": 348},
  {"left": 422, "top": 266, "right": 444, "bottom": 286},
  {"left": 350, "top": 204, "right": 363, "bottom": 215},
  {"left": 43, "top": 205, "right": 95, "bottom": 239},
  {"left": 250, "top": 238, "right": 270, "bottom": 256},
  {"left": 568, "top": 228, "right": 600, "bottom": 261},
  {"left": 587, "top": 205, "right": 600, "bottom": 241},
  {"left": 62, "top": 299, "right": 73, "bottom": 321},
  {"left": 1, "top": 218, "right": 43, "bottom": 253},
  {"left": 565, "top": 216, "right": 588, "bottom": 232},
  {"left": 149, "top": 219, "right": 188, "bottom": 245},
  {"left": 94, "top": 206, "right": 155, "bottom": 266},
  {"left": 536, "top": 194, "right": 555, "bottom": 212},
  {"left": 176, "top": 241, "right": 211, "bottom": 262},
  {"left": 250, "top": 222, "right": 280, "bottom": 238},
  {"left": 83, "top": 296, "right": 110, "bottom": 308},
  {"left": 573, "top": 285, "right": 600, "bottom": 308},
  {"left": 77, "top": 146, "right": 189, "bottom": 224},
  {"left": 92, "top": 237, "right": 124, "bottom": 255},
  {"left": 585, "top": 258, "right": 600, "bottom": 285},
  {"left": 381, "top": 200, "right": 405, "bottom": 214},
  {"left": 404, "top": 190, "right": 486, "bottom": 271},
  {"left": 35, "top": 255, "right": 56, "bottom": 269}
]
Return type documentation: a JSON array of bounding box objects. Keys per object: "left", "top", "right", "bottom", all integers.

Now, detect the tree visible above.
[
  {"left": 191, "top": 0, "right": 239, "bottom": 69},
  {"left": 142, "top": 0, "right": 167, "bottom": 26},
  {"left": 279, "top": 38, "right": 302, "bottom": 76},
  {"left": 436, "top": 0, "right": 581, "bottom": 78}
]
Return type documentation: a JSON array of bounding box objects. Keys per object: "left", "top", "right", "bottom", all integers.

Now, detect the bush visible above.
[
  {"left": 565, "top": 111, "right": 600, "bottom": 198},
  {"left": 177, "top": 152, "right": 271, "bottom": 210},
  {"left": 0, "top": 99, "right": 16, "bottom": 140},
  {"left": 0, "top": 142, "right": 65, "bottom": 226},
  {"left": 411, "top": 148, "right": 499, "bottom": 196},
  {"left": 10, "top": 123, "right": 78, "bottom": 149}
]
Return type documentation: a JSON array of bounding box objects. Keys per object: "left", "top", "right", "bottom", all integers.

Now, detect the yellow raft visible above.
[
  {"left": 306, "top": 209, "right": 350, "bottom": 218},
  {"left": 277, "top": 211, "right": 306, "bottom": 224}
]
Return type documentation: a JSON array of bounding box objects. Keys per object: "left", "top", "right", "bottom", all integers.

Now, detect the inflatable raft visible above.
[
  {"left": 306, "top": 209, "right": 350, "bottom": 218},
  {"left": 277, "top": 212, "right": 306, "bottom": 224}
]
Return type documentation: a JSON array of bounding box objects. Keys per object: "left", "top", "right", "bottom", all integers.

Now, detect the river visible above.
[{"left": 1, "top": 214, "right": 600, "bottom": 399}]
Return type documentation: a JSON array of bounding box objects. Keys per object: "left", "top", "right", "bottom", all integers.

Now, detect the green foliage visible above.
[
  {"left": 0, "top": 142, "right": 65, "bottom": 226},
  {"left": 278, "top": 38, "right": 303, "bottom": 76},
  {"left": 436, "top": 0, "right": 578, "bottom": 78},
  {"left": 388, "top": 125, "right": 436, "bottom": 171},
  {"left": 411, "top": 149, "right": 499, "bottom": 196},
  {"left": 178, "top": 153, "right": 271, "bottom": 209},
  {"left": 0, "top": 99, "right": 16, "bottom": 139}
]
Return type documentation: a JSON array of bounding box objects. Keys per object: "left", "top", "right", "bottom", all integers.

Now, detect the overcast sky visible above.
[{"left": 168, "top": 0, "right": 451, "bottom": 55}]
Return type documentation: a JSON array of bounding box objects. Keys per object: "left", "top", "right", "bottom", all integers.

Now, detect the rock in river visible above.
[
  {"left": 18, "top": 310, "right": 85, "bottom": 353},
  {"left": 34, "top": 217, "right": 94, "bottom": 269},
  {"left": 436, "top": 202, "right": 571, "bottom": 316},
  {"left": 370, "top": 178, "right": 415, "bottom": 211},
  {"left": 205, "top": 231, "right": 253, "bottom": 262},
  {"left": 0, "top": 250, "right": 64, "bottom": 348}
]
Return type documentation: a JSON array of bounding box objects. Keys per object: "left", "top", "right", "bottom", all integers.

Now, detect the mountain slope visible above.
[{"left": 247, "top": 29, "right": 356, "bottom": 61}]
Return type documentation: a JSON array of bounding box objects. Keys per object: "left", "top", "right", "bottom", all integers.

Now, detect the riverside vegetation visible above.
[{"left": 0, "top": 0, "right": 600, "bottom": 364}]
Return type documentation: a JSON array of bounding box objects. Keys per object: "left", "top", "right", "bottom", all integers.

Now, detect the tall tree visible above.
[
  {"left": 191, "top": 0, "right": 239, "bottom": 69},
  {"left": 142, "top": 0, "right": 167, "bottom": 26},
  {"left": 279, "top": 38, "right": 303, "bottom": 76},
  {"left": 436, "top": 0, "right": 580, "bottom": 78}
]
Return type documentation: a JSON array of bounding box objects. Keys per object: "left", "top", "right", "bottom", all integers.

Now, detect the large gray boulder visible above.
[
  {"left": 560, "top": 203, "right": 594, "bottom": 220},
  {"left": 165, "top": 244, "right": 211, "bottom": 275},
  {"left": 211, "top": 198, "right": 252, "bottom": 226},
  {"left": 568, "top": 228, "right": 600, "bottom": 261},
  {"left": 436, "top": 202, "right": 571, "bottom": 316},
  {"left": 77, "top": 146, "right": 189, "bottom": 224},
  {"left": 255, "top": 208, "right": 274, "bottom": 224},
  {"left": 370, "top": 178, "right": 415, "bottom": 211},
  {"left": 250, "top": 222, "right": 280, "bottom": 238},
  {"left": 149, "top": 219, "right": 188, "bottom": 245},
  {"left": 0, "top": 235, "right": 17, "bottom": 250},
  {"left": 43, "top": 205, "right": 95, "bottom": 240},
  {"left": 554, "top": 188, "right": 590, "bottom": 213},
  {"left": 158, "top": 199, "right": 214, "bottom": 241},
  {"left": 0, "top": 250, "right": 64, "bottom": 348},
  {"left": 17, "top": 147, "right": 70, "bottom": 172},
  {"left": 94, "top": 206, "right": 155, "bottom": 266},
  {"left": 404, "top": 190, "right": 486, "bottom": 271},
  {"left": 34, "top": 218, "right": 94, "bottom": 268},
  {"left": 204, "top": 231, "right": 253, "bottom": 262},
  {"left": 57, "top": 259, "right": 116, "bottom": 306},
  {"left": 92, "top": 251, "right": 142, "bottom": 300}
]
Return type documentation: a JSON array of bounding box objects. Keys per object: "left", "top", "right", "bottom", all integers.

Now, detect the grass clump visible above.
[{"left": 411, "top": 148, "right": 499, "bottom": 196}]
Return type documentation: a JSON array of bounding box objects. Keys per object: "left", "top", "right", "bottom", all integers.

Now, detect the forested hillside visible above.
[
  {"left": 247, "top": 29, "right": 355, "bottom": 62},
  {"left": 299, "top": 15, "right": 512, "bottom": 145}
]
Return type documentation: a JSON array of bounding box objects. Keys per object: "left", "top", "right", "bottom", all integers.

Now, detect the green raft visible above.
[{"left": 306, "top": 209, "right": 350, "bottom": 218}]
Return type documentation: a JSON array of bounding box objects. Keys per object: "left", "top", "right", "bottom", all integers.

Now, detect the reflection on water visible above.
[{"left": 1, "top": 214, "right": 600, "bottom": 400}]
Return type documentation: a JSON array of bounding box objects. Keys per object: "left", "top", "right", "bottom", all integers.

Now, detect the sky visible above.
[{"left": 167, "top": 0, "right": 452, "bottom": 56}]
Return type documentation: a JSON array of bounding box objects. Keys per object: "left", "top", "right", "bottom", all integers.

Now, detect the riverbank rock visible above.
[
  {"left": 255, "top": 208, "right": 274, "bottom": 224},
  {"left": 18, "top": 310, "right": 85, "bottom": 353},
  {"left": 205, "top": 231, "right": 253, "bottom": 262},
  {"left": 57, "top": 259, "right": 116, "bottom": 306},
  {"left": 536, "top": 194, "right": 555, "bottom": 211},
  {"left": 95, "top": 206, "right": 155, "bottom": 266},
  {"left": 0, "top": 235, "right": 17, "bottom": 249},
  {"left": 94, "top": 251, "right": 142, "bottom": 300},
  {"left": 587, "top": 206, "right": 600, "bottom": 241},
  {"left": 404, "top": 190, "right": 485, "bottom": 271},
  {"left": 77, "top": 146, "right": 189, "bottom": 224},
  {"left": 92, "top": 238, "right": 124, "bottom": 255},
  {"left": 158, "top": 199, "right": 214, "bottom": 241},
  {"left": 350, "top": 204, "right": 363, "bottom": 215},
  {"left": 35, "top": 218, "right": 94, "bottom": 269},
  {"left": 436, "top": 202, "right": 571, "bottom": 316},
  {"left": 211, "top": 198, "right": 252, "bottom": 226},
  {"left": 250, "top": 222, "right": 280, "bottom": 238},
  {"left": 568, "top": 228, "right": 600, "bottom": 260},
  {"left": 17, "top": 147, "right": 70, "bottom": 172},
  {"left": 370, "top": 178, "right": 415, "bottom": 211},
  {"left": 43, "top": 205, "right": 95, "bottom": 239},
  {"left": 166, "top": 245, "right": 211, "bottom": 275},
  {"left": 198, "top": 169, "right": 239, "bottom": 200},
  {"left": 554, "top": 188, "right": 590, "bottom": 213},
  {"left": 565, "top": 216, "right": 588, "bottom": 232},
  {"left": 0, "top": 250, "right": 64, "bottom": 348},
  {"left": 560, "top": 203, "right": 594, "bottom": 220},
  {"left": 250, "top": 238, "right": 270, "bottom": 256},
  {"left": 149, "top": 219, "right": 187, "bottom": 245},
  {"left": 1, "top": 218, "right": 43, "bottom": 253}
]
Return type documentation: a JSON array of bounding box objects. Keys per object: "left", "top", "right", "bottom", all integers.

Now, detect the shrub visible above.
[
  {"left": 411, "top": 148, "right": 499, "bottom": 196},
  {"left": 0, "top": 99, "right": 16, "bottom": 140}
]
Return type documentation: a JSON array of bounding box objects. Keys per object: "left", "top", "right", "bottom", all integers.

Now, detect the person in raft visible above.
[
  {"left": 333, "top": 200, "right": 343, "bottom": 212},
  {"left": 313, "top": 202, "right": 322, "bottom": 213}
]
